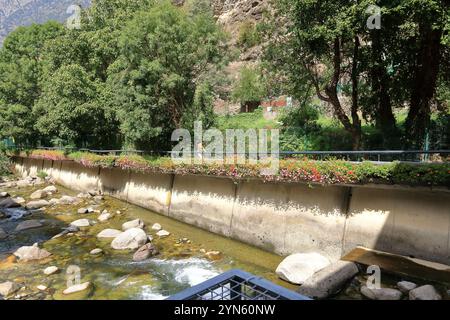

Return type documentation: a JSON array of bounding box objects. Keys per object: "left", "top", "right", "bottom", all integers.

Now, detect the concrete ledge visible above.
[{"left": 10, "top": 157, "right": 450, "bottom": 264}]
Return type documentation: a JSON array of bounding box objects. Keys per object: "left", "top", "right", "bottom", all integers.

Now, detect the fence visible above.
[{"left": 167, "top": 269, "right": 310, "bottom": 301}]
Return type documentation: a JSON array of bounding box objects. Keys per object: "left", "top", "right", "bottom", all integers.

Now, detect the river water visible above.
[{"left": 0, "top": 182, "right": 295, "bottom": 300}]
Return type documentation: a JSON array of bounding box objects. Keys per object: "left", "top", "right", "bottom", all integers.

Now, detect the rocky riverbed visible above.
[{"left": 0, "top": 175, "right": 449, "bottom": 300}]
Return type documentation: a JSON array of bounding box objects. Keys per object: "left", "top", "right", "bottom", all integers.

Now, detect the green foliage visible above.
[
  {"left": 36, "top": 171, "right": 48, "bottom": 179},
  {"left": 0, "top": 143, "right": 11, "bottom": 176},
  {"left": 216, "top": 108, "right": 277, "bottom": 131},
  {"left": 237, "top": 21, "right": 261, "bottom": 48},
  {"left": 232, "top": 67, "right": 266, "bottom": 105}
]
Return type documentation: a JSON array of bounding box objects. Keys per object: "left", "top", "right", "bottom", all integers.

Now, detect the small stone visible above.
[
  {"left": 44, "top": 266, "right": 59, "bottom": 275},
  {"left": 70, "top": 219, "right": 91, "bottom": 228},
  {"left": 87, "top": 190, "right": 99, "bottom": 197},
  {"left": 116, "top": 210, "right": 121, "bottom": 214},
  {"left": 97, "top": 229, "right": 123, "bottom": 239},
  {"left": 361, "top": 286, "right": 403, "bottom": 300},
  {"left": 0, "top": 281, "right": 20, "bottom": 297},
  {"left": 58, "top": 196, "right": 78, "bottom": 205},
  {"left": 14, "top": 197, "right": 26, "bottom": 205},
  {"left": 0, "top": 197, "right": 21, "bottom": 208},
  {"left": 156, "top": 230, "right": 170, "bottom": 237},
  {"left": 63, "top": 282, "right": 91, "bottom": 295},
  {"left": 15, "top": 220, "right": 43, "bottom": 232},
  {"left": 205, "top": 251, "right": 222, "bottom": 261},
  {"left": 90, "top": 248, "right": 103, "bottom": 255},
  {"left": 49, "top": 198, "right": 59, "bottom": 205},
  {"left": 77, "top": 208, "right": 89, "bottom": 214},
  {"left": 133, "top": 243, "right": 159, "bottom": 262},
  {"left": 0, "top": 192, "right": 9, "bottom": 198},
  {"left": 77, "top": 193, "right": 91, "bottom": 199},
  {"left": 409, "top": 285, "right": 442, "bottom": 300},
  {"left": 151, "top": 223, "right": 162, "bottom": 231},
  {"left": 37, "top": 285, "right": 47, "bottom": 291},
  {"left": 122, "top": 219, "right": 144, "bottom": 231},
  {"left": 93, "top": 195, "right": 104, "bottom": 201},
  {"left": 397, "top": 281, "right": 418, "bottom": 294},
  {"left": 98, "top": 212, "right": 112, "bottom": 222}
]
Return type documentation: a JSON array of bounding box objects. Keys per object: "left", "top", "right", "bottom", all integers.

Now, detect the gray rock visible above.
[
  {"left": 111, "top": 228, "right": 148, "bottom": 250},
  {"left": 88, "top": 190, "right": 99, "bottom": 197},
  {"left": 42, "top": 185, "right": 57, "bottom": 193},
  {"left": 97, "top": 229, "right": 123, "bottom": 239},
  {"left": 58, "top": 196, "right": 78, "bottom": 205},
  {"left": 151, "top": 223, "right": 162, "bottom": 231},
  {"left": 77, "top": 208, "right": 89, "bottom": 214},
  {"left": 409, "top": 285, "right": 442, "bottom": 300},
  {"left": 0, "top": 192, "right": 9, "bottom": 198},
  {"left": 15, "top": 219, "right": 43, "bottom": 232},
  {"left": 13, "top": 244, "right": 51, "bottom": 261},
  {"left": 276, "top": 253, "right": 331, "bottom": 285},
  {"left": 98, "top": 212, "right": 112, "bottom": 222},
  {"left": 43, "top": 266, "right": 59, "bottom": 275},
  {"left": 14, "top": 197, "right": 25, "bottom": 205},
  {"left": 122, "top": 219, "right": 145, "bottom": 231},
  {"left": 156, "top": 230, "right": 170, "bottom": 237},
  {"left": 63, "top": 282, "right": 91, "bottom": 295},
  {"left": 361, "top": 286, "right": 403, "bottom": 300},
  {"left": 70, "top": 219, "right": 91, "bottom": 228},
  {"left": 0, "top": 281, "right": 20, "bottom": 297},
  {"left": 90, "top": 248, "right": 103, "bottom": 255},
  {"left": 0, "top": 197, "right": 21, "bottom": 208},
  {"left": 25, "top": 200, "right": 49, "bottom": 209},
  {"left": 0, "top": 227, "right": 7, "bottom": 239},
  {"left": 93, "top": 195, "right": 104, "bottom": 201},
  {"left": 133, "top": 243, "right": 159, "bottom": 262},
  {"left": 30, "top": 189, "right": 47, "bottom": 200},
  {"left": 397, "top": 281, "right": 418, "bottom": 294},
  {"left": 298, "top": 261, "right": 359, "bottom": 299}
]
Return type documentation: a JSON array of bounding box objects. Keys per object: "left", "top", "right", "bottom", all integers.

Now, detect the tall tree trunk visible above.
[
  {"left": 311, "top": 37, "right": 362, "bottom": 150},
  {"left": 351, "top": 35, "right": 362, "bottom": 151},
  {"left": 370, "top": 30, "right": 397, "bottom": 148},
  {"left": 405, "top": 25, "right": 442, "bottom": 148}
]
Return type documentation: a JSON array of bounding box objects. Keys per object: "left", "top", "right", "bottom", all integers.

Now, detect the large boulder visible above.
[
  {"left": 13, "top": 244, "right": 51, "bottom": 262},
  {"left": 0, "top": 197, "right": 21, "bottom": 208},
  {"left": 409, "top": 285, "right": 442, "bottom": 300},
  {"left": 111, "top": 228, "right": 148, "bottom": 250},
  {"left": 97, "top": 229, "right": 123, "bottom": 239},
  {"left": 122, "top": 219, "right": 144, "bottom": 231},
  {"left": 0, "top": 281, "right": 20, "bottom": 297},
  {"left": 276, "top": 253, "right": 331, "bottom": 285},
  {"left": 133, "top": 243, "right": 159, "bottom": 262},
  {"left": 25, "top": 200, "right": 49, "bottom": 210},
  {"left": 361, "top": 286, "right": 403, "bottom": 300},
  {"left": 15, "top": 220, "right": 43, "bottom": 232},
  {"left": 297, "top": 261, "right": 359, "bottom": 299},
  {"left": 30, "top": 189, "right": 48, "bottom": 200}
]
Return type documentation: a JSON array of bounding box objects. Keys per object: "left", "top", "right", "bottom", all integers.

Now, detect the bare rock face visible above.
[{"left": 13, "top": 243, "right": 51, "bottom": 262}]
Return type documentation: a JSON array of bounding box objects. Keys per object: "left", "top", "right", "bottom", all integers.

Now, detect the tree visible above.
[
  {"left": 0, "top": 22, "right": 64, "bottom": 145},
  {"left": 232, "top": 66, "right": 266, "bottom": 112},
  {"left": 33, "top": 65, "right": 118, "bottom": 148},
  {"left": 107, "top": 1, "right": 225, "bottom": 149}
]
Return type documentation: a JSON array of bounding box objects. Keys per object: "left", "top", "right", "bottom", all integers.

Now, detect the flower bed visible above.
[{"left": 11, "top": 150, "right": 450, "bottom": 187}]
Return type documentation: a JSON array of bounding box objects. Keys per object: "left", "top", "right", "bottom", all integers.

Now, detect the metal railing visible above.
[
  {"left": 6, "top": 146, "right": 450, "bottom": 162},
  {"left": 167, "top": 269, "right": 310, "bottom": 301}
]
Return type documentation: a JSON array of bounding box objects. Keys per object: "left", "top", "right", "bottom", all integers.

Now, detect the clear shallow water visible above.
[{"left": 0, "top": 182, "right": 290, "bottom": 300}]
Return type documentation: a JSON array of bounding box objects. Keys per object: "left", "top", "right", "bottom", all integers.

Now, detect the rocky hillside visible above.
[{"left": 0, "top": 0, "right": 90, "bottom": 46}]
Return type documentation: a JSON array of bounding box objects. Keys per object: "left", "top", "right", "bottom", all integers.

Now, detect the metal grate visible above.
[{"left": 167, "top": 269, "right": 310, "bottom": 301}]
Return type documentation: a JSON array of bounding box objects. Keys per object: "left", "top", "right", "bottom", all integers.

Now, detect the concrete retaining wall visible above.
[{"left": 11, "top": 157, "right": 450, "bottom": 264}]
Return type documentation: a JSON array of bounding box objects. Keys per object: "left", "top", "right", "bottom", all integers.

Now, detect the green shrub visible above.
[
  {"left": 237, "top": 21, "right": 261, "bottom": 48},
  {"left": 37, "top": 171, "right": 48, "bottom": 179}
]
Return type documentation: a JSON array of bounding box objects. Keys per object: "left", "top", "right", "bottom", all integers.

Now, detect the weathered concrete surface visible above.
[
  {"left": 231, "top": 181, "right": 347, "bottom": 259},
  {"left": 344, "top": 188, "right": 450, "bottom": 264},
  {"left": 11, "top": 157, "right": 450, "bottom": 264},
  {"left": 98, "top": 167, "right": 129, "bottom": 201},
  {"left": 127, "top": 171, "right": 172, "bottom": 216},
  {"left": 41, "top": 160, "right": 54, "bottom": 177},
  {"left": 170, "top": 175, "right": 236, "bottom": 237}
]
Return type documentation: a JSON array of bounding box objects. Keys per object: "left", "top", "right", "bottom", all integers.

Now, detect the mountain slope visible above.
[{"left": 0, "top": 0, "right": 90, "bottom": 46}]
